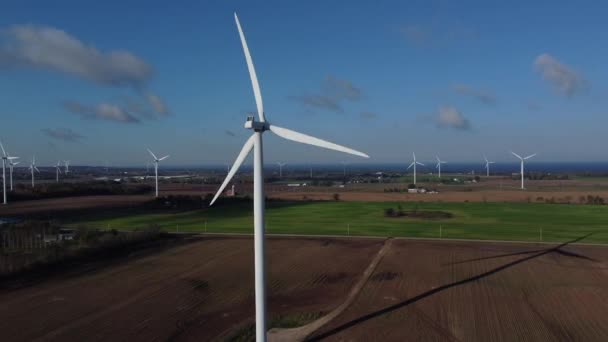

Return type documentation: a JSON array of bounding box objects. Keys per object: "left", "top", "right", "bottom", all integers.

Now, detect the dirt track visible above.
[{"left": 1, "top": 236, "right": 607, "bottom": 341}]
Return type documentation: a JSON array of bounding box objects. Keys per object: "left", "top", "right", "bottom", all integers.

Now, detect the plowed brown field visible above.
[{"left": 1, "top": 236, "right": 607, "bottom": 341}]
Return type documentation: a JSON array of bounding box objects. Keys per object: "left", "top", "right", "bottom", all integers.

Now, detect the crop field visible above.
[
  {"left": 311, "top": 238, "right": 608, "bottom": 341},
  {"left": 1, "top": 236, "right": 607, "bottom": 341},
  {"left": 72, "top": 201, "right": 608, "bottom": 244},
  {"left": 0, "top": 236, "right": 383, "bottom": 341}
]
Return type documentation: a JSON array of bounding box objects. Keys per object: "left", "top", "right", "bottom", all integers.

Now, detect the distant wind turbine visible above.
[
  {"left": 483, "top": 155, "right": 495, "bottom": 177},
  {"left": 0, "top": 142, "right": 19, "bottom": 199},
  {"left": 9, "top": 160, "right": 19, "bottom": 191},
  {"left": 209, "top": 13, "right": 369, "bottom": 342},
  {"left": 55, "top": 161, "right": 62, "bottom": 183},
  {"left": 407, "top": 153, "right": 424, "bottom": 185},
  {"left": 341, "top": 161, "right": 349, "bottom": 177},
  {"left": 435, "top": 156, "right": 447, "bottom": 178},
  {"left": 1, "top": 141, "right": 19, "bottom": 204},
  {"left": 276, "top": 162, "right": 287, "bottom": 178},
  {"left": 511, "top": 151, "right": 536, "bottom": 189},
  {"left": 64, "top": 160, "right": 70, "bottom": 174},
  {"left": 29, "top": 156, "right": 40, "bottom": 188},
  {"left": 147, "top": 149, "right": 169, "bottom": 197}
]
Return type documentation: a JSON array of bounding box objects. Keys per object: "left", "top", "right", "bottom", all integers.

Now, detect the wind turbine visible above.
[
  {"left": 407, "top": 153, "right": 424, "bottom": 185},
  {"left": 1, "top": 141, "right": 19, "bottom": 204},
  {"left": 29, "top": 156, "right": 40, "bottom": 188},
  {"left": 483, "top": 155, "right": 495, "bottom": 177},
  {"left": 55, "top": 161, "right": 62, "bottom": 183},
  {"left": 147, "top": 149, "right": 169, "bottom": 197},
  {"left": 64, "top": 160, "right": 70, "bottom": 174},
  {"left": 341, "top": 161, "right": 349, "bottom": 177},
  {"left": 511, "top": 151, "right": 536, "bottom": 189},
  {"left": 209, "top": 13, "right": 369, "bottom": 342},
  {"left": 276, "top": 162, "right": 287, "bottom": 178},
  {"left": 9, "top": 160, "right": 19, "bottom": 191},
  {"left": 435, "top": 156, "right": 447, "bottom": 178}
]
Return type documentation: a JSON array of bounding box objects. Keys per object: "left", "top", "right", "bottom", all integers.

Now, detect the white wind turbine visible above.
[
  {"left": 210, "top": 13, "right": 369, "bottom": 342},
  {"left": 1, "top": 141, "right": 19, "bottom": 204},
  {"left": 407, "top": 152, "right": 424, "bottom": 185},
  {"left": 511, "top": 151, "right": 536, "bottom": 189},
  {"left": 29, "top": 156, "right": 40, "bottom": 188},
  {"left": 483, "top": 155, "right": 495, "bottom": 177},
  {"left": 55, "top": 161, "right": 62, "bottom": 183},
  {"left": 64, "top": 160, "right": 70, "bottom": 174},
  {"left": 435, "top": 156, "right": 447, "bottom": 178},
  {"left": 276, "top": 162, "right": 287, "bottom": 178},
  {"left": 147, "top": 149, "right": 169, "bottom": 197},
  {"left": 9, "top": 159, "right": 19, "bottom": 191}
]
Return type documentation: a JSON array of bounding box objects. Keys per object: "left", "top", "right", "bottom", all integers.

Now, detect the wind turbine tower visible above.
[
  {"left": 484, "top": 155, "right": 495, "bottom": 177},
  {"left": 147, "top": 149, "right": 169, "bottom": 197},
  {"left": 209, "top": 13, "right": 369, "bottom": 342},
  {"left": 29, "top": 156, "right": 40, "bottom": 188},
  {"left": 276, "top": 162, "right": 286, "bottom": 178},
  {"left": 511, "top": 151, "right": 536, "bottom": 189},
  {"left": 407, "top": 153, "right": 424, "bottom": 185},
  {"left": 9, "top": 159, "right": 19, "bottom": 191},
  {"left": 55, "top": 161, "right": 62, "bottom": 183},
  {"left": 435, "top": 156, "right": 447, "bottom": 178}
]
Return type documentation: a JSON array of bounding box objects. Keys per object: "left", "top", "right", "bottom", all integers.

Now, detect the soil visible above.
[
  {"left": 1, "top": 236, "right": 607, "bottom": 341},
  {"left": 0, "top": 236, "right": 382, "bottom": 342},
  {"left": 310, "top": 239, "right": 608, "bottom": 341}
]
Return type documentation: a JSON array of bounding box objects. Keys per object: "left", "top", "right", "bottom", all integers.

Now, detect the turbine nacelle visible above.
[{"left": 244, "top": 115, "right": 268, "bottom": 132}]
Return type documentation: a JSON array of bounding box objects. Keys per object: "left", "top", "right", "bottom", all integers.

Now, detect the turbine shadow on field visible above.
[
  {"left": 308, "top": 233, "right": 594, "bottom": 341},
  {"left": 443, "top": 242, "right": 598, "bottom": 266}
]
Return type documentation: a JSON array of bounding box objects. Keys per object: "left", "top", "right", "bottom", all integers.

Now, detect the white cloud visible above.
[
  {"left": 0, "top": 25, "right": 153, "bottom": 87},
  {"left": 436, "top": 106, "right": 471, "bottom": 130},
  {"left": 292, "top": 75, "right": 362, "bottom": 113},
  {"left": 63, "top": 101, "right": 140, "bottom": 123},
  {"left": 534, "top": 53, "right": 587, "bottom": 96},
  {"left": 41, "top": 128, "right": 84, "bottom": 142}
]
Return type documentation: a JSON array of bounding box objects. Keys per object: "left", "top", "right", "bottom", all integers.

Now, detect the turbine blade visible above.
[
  {"left": 34, "top": 166, "right": 40, "bottom": 173},
  {"left": 269, "top": 125, "right": 369, "bottom": 158},
  {"left": 0, "top": 141, "right": 6, "bottom": 157},
  {"left": 407, "top": 162, "right": 415, "bottom": 170},
  {"left": 524, "top": 153, "right": 536, "bottom": 160},
  {"left": 159, "top": 155, "right": 170, "bottom": 161},
  {"left": 13, "top": 161, "right": 19, "bottom": 166},
  {"left": 210, "top": 134, "right": 256, "bottom": 206},
  {"left": 417, "top": 162, "right": 425, "bottom": 166},
  {"left": 234, "top": 13, "right": 265, "bottom": 122},
  {"left": 7, "top": 156, "right": 18, "bottom": 160},
  {"left": 436, "top": 163, "right": 440, "bottom": 169},
  {"left": 510, "top": 151, "right": 523, "bottom": 160},
  {"left": 147, "top": 149, "right": 158, "bottom": 160}
]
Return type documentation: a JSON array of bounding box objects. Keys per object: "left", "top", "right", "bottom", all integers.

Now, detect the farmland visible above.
[
  {"left": 1, "top": 236, "right": 607, "bottom": 341},
  {"left": 70, "top": 200, "right": 608, "bottom": 244}
]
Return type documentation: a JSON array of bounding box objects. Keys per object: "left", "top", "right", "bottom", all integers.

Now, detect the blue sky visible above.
[{"left": 1, "top": 0, "right": 607, "bottom": 166}]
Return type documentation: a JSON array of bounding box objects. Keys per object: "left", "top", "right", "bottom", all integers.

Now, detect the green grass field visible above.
[{"left": 70, "top": 200, "right": 608, "bottom": 244}]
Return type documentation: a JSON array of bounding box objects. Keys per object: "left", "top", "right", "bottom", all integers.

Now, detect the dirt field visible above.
[
  {"left": 311, "top": 239, "right": 608, "bottom": 341},
  {"left": 0, "top": 195, "right": 150, "bottom": 216},
  {"left": 0, "top": 236, "right": 382, "bottom": 341},
  {"left": 1, "top": 236, "right": 607, "bottom": 341},
  {"left": 268, "top": 189, "right": 608, "bottom": 203}
]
